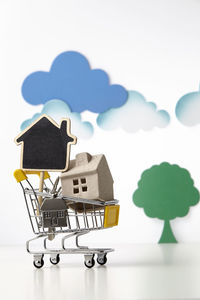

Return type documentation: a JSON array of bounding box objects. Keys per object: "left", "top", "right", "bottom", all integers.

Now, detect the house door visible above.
[{"left": 51, "top": 217, "right": 58, "bottom": 226}]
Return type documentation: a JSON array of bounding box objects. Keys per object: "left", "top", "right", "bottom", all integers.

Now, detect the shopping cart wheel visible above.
[
  {"left": 97, "top": 254, "right": 107, "bottom": 265},
  {"left": 84, "top": 255, "right": 95, "bottom": 268},
  {"left": 33, "top": 257, "right": 44, "bottom": 269},
  {"left": 50, "top": 254, "right": 60, "bottom": 265}
]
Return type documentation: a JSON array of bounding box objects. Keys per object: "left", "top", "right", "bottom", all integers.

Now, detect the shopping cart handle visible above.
[{"left": 13, "top": 169, "right": 50, "bottom": 182}]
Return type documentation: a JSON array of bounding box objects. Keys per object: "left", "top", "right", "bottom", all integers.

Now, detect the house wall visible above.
[
  {"left": 42, "top": 211, "right": 67, "bottom": 228},
  {"left": 97, "top": 155, "right": 114, "bottom": 201},
  {"left": 61, "top": 173, "right": 100, "bottom": 200}
]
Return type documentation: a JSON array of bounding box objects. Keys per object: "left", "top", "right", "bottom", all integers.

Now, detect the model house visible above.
[
  {"left": 41, "top": 198, "right": 67, "bottom": 228},
  {"left": 60, "top": 152, "right": 114, "bottom": 201}
]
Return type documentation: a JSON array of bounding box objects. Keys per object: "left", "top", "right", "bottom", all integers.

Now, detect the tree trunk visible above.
[{"left": 159, "top": 219, "right": 177, "bottom": 243}]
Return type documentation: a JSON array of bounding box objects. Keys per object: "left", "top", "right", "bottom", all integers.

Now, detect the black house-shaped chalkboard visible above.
[{"left": 15, "top": 115, "right": 76, "bottom": 171}]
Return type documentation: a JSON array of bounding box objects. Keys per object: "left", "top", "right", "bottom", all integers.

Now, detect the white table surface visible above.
[{"left": 0, "top": 243, "right": 200, "bottom": 300}]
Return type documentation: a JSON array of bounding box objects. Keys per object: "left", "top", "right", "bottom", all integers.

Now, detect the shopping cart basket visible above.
[{"left": 14, "top": 169, "right": 120, "bottom": 268}]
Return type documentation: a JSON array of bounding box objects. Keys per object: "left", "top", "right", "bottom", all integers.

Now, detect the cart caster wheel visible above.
[
  {"left": 84, "top": 257, "right": 95, "bottom": 268},
  {"left": 33, "top": 258, "right": 44, "bottom": 269},
  {"left": 50, "top": 254, "right": 60, "bottom": 265},
  {"left": 97, "top": 254, "right": 107, "bottom": 265}
]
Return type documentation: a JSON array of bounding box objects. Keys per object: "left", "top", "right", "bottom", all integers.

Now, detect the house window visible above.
[
  {"left": 44, "top": 212, "right": 51, "bottom": 219},
  {"left": 57, "top": 211, "right": 64, "bottom": 218},
  {"left": 73, "top": 179, "right": 79, "bottom": 185},
  {"left": 81, "top": 178, "right": 86, "bottom": 184},
  {"left": 72, "top": 177, "right": 88, "bottom": 194},
  {"left": 73, "top": 188, "right": 79, "bottom": 194}
]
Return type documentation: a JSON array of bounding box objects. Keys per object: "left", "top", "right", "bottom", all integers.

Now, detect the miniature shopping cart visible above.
[{"left": 14, "top": 169, "right": 119, "bottom": 268}]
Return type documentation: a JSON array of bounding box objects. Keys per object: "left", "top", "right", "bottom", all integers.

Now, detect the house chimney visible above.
[
  {"left": 76, "top": 152, "right": 92, "bottom": 166},
  {"left": 60, "top": 120, "right": 74, "bottom": 143}
]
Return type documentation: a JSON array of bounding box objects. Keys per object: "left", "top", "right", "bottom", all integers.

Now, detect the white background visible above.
[{"left": 1, "top": 0, "right": 200, "bottom": 245}]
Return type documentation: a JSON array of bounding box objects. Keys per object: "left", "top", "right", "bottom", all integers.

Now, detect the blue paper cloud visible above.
[
  {"left": 97, "top": 91, "right": 170, "bottom": 132},
  {"left": 21, "top": 99, "right": 94, "bottom": 139},
  {"left": 22, "top": 51, "right": 128, "bottom": 113},
  {"left": 176, "top": 90, "right": 200, "bottom": 126}
]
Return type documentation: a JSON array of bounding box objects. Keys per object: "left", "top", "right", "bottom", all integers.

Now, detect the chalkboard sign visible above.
[{"left": 15, "top": 114, "right": 77, "bottom": 171}]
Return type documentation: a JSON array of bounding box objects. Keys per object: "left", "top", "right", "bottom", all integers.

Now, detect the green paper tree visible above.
[{"left": 133, "top": 162, "right": 199, "bottom": 243}]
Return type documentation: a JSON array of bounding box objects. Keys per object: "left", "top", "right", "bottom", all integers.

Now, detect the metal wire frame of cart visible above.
[{"left": 14, "top": 169, "right": 120, "bottom": 268}]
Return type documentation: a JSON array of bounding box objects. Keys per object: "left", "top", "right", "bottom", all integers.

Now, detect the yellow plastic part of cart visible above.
[
  {"left": 104, "top": 205, "right": 120, "bottom": 228},
  {"left": 13, "top": 169, "right": 50, "bottom": 182}
]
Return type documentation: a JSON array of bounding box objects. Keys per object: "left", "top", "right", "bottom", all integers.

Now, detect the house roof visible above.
[
  {"left": 41, "top": 198, "right": 67, "bottom": 211},
  {"left": 61, "top": 152, "right": 105, "bottom": 178}
]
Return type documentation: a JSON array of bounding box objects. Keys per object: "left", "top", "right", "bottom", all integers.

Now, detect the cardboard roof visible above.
[{"left": 61, "top": 152, "right": 105, "bottom": 178}]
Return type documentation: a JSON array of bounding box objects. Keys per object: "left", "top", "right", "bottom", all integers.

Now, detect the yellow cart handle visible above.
[
  {"left": 13, "top": 169, "right": 50, "bottom": 182},
  {"left": 104, "top": 205, "right": 120, "bottom": 228}
]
